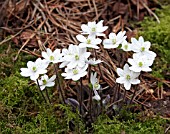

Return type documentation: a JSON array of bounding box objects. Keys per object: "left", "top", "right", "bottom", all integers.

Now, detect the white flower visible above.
[
  {"left": 36, "top": 75, "right": 56, "bottom": 90},
  {"left": 42, "top": 48, "right": 62, "bottom": 64},
  {"left": 76, "top": 34, "right": 102, "bottom": 49},
  {"left": 65, "top": 45, "right": 91, "bottom": 69},
  {"left": 128, "top": 54, "right": 154, "bottom": 72},
  {"left": 93, "top": 89, "right": 101, "bottom": 101},
  {"left": 61, "top": 64, "right": 88, "bottom": 81},
  {"left": 90, "top": 72, "right": 101, "bottom": 90},
  {"left": 103, "top": 31, "right": 127, "bottom": 49},
  {"left": 81, "top": 20, "right": 108, "bottom": 37},
  {"left": 20, "top": 58, "right": 48, "bottom": 80},
  {"left": 59, "top": 44, "right": 75, "bottom": 68},
  {"left": 116, "top": 64, "right": 140, "bottom": 90},
  {"left": 121, "top": 40, "right": 132, "bottom": 51},
  {"left": 86, "top": 58, "right": 102, "bottom": 65},
  {"left": 131, "top": 36, "right": 156, "bottom": 58}
]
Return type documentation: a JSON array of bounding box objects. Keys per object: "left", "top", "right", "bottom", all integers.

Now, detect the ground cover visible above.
[{"left": 0, "top": 0, "right": 170, "bottom": 133}]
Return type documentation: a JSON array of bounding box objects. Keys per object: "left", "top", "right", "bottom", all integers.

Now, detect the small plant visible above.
[{"left": 20, "top": 20, "right": 157, "bottom": 131}]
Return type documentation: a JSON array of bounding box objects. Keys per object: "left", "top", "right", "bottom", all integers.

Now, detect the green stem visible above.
[
  {"left": 54, "top": 64, "right": 65, "bottom": 104},
  {"left": 45, "top": 88, "right": 51, "bottom": 104},
  {"left": 80, "top": 78, "right": 83, "bottom": 115},
  {"left": 94, "top": 49, "right": 103, "bottom": 113},
  {"left": 36, "top": 79, "right": 47, "bottom": 103}
]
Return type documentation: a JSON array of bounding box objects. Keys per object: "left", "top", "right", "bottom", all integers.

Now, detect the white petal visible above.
[
  {"left": 142, "top": 67, "right": 152, "bottom": 72},
  {"left": 81, "top": 24, "right": 89, "bottom": 33},
  {"left": 129, "top": 66, "right": 141, "bottom": 72},
  {"left": 49, "top": 75, "right": 56, "bottom": 82},
  {"left": 97, "top": 26, "right": 108, "bottom": 33},
  {"left": 40, "top": 85, "right": 46, "bottom": 90},
  {"left": 30, "top": 73, "right": 39, "bottom": 80},
  {"left": 139, "top": 36, "right": 144, "bottom": 44},
  {"left": 123, "top": 63, "right": 130, "bottom": 73},
  {"left": 103, "top": 39, "right": 112, "bottom": 46},
  {"left": 131, "top": 79, "right": 140, "bottom": 84},
  {"left": 27, "top": 61, "right": 34, "bottom": 68},
  {"left": 128, "top": 58, "right": 136, "bottom": 66},
  {"left": 20, "top": 68, "right": 31, "bottom": 77},
  {"left": 109, "top": 33, "right": 116, "bottom": 39},
  {"left": 76, "top": 34, "right": 87, "bottom": 43},
  {"left": 117, "top": 68, "right": 124, "bottom": 77},
  {"left": 46, "top": 82, "right": 55, "bottom": 87},
  {"left": 116, "top": 77, "right": 126, "bottom": 84},
  {"left": 124, "top": 81, "right": 131, "bottom": 90}
]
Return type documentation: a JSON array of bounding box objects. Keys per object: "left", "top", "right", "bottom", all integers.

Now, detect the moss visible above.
[
  {"left": 93, "top": 114, "right": 167, "bottom": 134},
  {"left": 139, "top": 6, "right": 170, "bottom": 79}
]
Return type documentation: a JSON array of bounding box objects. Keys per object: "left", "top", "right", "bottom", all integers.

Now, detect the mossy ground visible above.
[
  {"left": 139, "top": 5, "right": 170, "bottom": 79},
  {"left": 0, "top": 5, "right": 170, "bottom": 133}
]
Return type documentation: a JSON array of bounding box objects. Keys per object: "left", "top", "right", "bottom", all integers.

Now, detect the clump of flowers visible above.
[{"left": 20, "top": 20, "right": 156, "bottom": 124}]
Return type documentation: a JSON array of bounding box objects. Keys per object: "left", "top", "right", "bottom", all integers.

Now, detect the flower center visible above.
[
  {"left": 75, "top": 54, "right": 79, "bottom": 60},
  {"left": 50, "top": 56, "right": 54, "bottom": 61},
  {"left": 112, "top": 39, "right": 116, "bottom": 44},
  {"left": 87, "top": 39, "right": 91, "bottom": 44},
  {"left": 141, "top": 47, "right": 145, "bottom": 52},
  {"left": 94, "top": 83, "right": 99, "bottom": 89},
  {"left": 32, "top": 66, "right": 37, "bottom": 72},
  {"left": 73, "top": 69, "right": 78, "bottom": 75},
  {"left": 124, "top": 45, "right": 128, "bottom": 50},
  {"left": 126, "top": 75, "right": 131, "bottom": 80},
  {"left": 91, "top": 27, "right": 96, "bottom": 32},
  {"left": 42, "top": 79, "right": 47, "bottom": 85},
  {"left": 138, "top": 62, "right": 143, "bottom": 67}
]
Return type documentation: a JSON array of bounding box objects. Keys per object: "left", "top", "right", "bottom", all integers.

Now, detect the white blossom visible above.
[
  {"left": 131, "top": 36, "right": 156, "bottom": 58},
  {"left": 93, "top": 89, "right": 101, "bottom": 101},
  {"left": 76, "top": 34, "right": 102, "bottom": 49},
  {"left": 81, "top": 20, "right": 108, "bottom": 37},
  {"left": 61, "top": 64, "right": 88, "bottom": 81},
  {"left": 64, "top": 45, "right": 91, "bottom": 69},
  {"left": 90, "top": 72, "right": 101, "bottom": 90},
  {"left": 42, "top": 48, "right": 62, "bottom": 64},
  {"left": 103, "top": 31, "right": 127, "bottom": 49},
  {"left": 59, "top": 45, "right": 75, "bottom": 68},
  {"left": 121, "top": 40, "right": 132, "bottom": 51},
  {"left": 128, "top": 54, "right": 154, "bottom": 72},
  {"left": 20, "top": 58, "right": 48, "bottom": 80},
  {"left": 86, "top": 58, "right": 102, "bottom": 65},
  {"left": 116, "top": 64, "right": 140, "bottom": 90},
  {"left": 36, "top": 75, "right": 56, "bottom": 90}
]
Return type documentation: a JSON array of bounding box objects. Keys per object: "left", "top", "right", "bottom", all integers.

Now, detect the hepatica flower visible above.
[
  {"left": 36, "top": 74, "right": 56, "bottom": 90},
  {"left": 93, "top": 89, "right": 101, "bottom": 101},
  {"left": 81, "top": 20, "right": 108, "bottom": 37},
  {"left": 90, "top": 72, "right": 101, "bottom": 90},
  {"left": 42, "top": 48, "right": 62, "bottom": 64},
  {"left": 131, "top": 36, "right": 156, "bottom": 58},
  {"left": 128, "top": 54, "right": 153, "bottom": 72},
  {"left": 65, "top": 45, "right": 91, "bottom": 69},
  {"left": 59, "top": 44, "right": 75, "bottom": 68},
  {"left": 61, "top": 64, "right": 88, "bottom": 81},
  {"left": 103, "top": 31, "right": 127, "bottom": 49},
  {"left": 76, "top": 34, "right": 102, "bottom": 49},
  {"left": 20, "top": 58, "right": 48, "bottom": 80},
  {"left": 116, "top": 64, "right": 140, "bottom": 90},
  {"left": 121, "top": 40, "right": 132, "bottom": 51},
  {"left": 86, "top": 58, "right": 102, "bottom": 65}
]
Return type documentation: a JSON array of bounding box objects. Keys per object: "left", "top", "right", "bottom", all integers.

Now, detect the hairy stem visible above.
[
  {"left": 36, "top": 79, "right": 47, "bottom": 103},
  {"left": 45, "top": 88, "right": 51, "bottom": 104},
  {"left": 54, "top": 64, "right": 65, "bottom": 104}
]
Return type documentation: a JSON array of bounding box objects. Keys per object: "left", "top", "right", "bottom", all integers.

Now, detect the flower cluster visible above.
[
  {"left": 116, "top": 36, "right": 156, "bottom": 90},
  {"left": 20, "top": 20, "right": 156, "bottom": 102}
]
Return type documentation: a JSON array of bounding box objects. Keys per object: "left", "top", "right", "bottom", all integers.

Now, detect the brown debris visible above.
[{"left": 0, "top": 0, "right": 169, "bottom": 118}]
